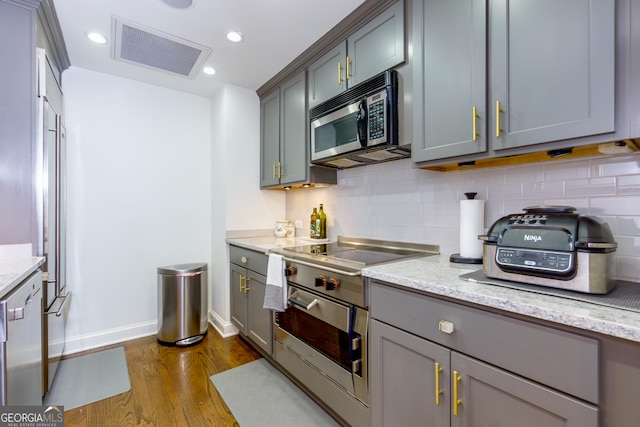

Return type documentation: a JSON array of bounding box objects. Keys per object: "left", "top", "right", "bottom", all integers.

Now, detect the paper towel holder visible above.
[{"left": 450, "top": 192, "right": 484, "bottom": 264}]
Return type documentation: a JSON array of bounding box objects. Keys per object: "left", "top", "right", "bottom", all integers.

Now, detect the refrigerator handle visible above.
[
  {"left": 54, "top": 113, "right": 62, "bottom": 296},
  {"left": 54, "top": 292, "right": 72, "bottom": 317}
]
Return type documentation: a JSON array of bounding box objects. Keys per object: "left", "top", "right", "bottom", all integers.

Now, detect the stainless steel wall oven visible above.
[{"left": 271, "top": 237, "right": 439, "bottom": 427}]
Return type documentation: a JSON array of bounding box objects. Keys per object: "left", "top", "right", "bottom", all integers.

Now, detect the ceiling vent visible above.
[{"left": 111, "top": 17, "right": 211, "bottom": 79}]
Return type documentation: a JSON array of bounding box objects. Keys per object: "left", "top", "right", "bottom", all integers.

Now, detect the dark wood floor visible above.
[{"left": 63, "top": 325, "right": 261, "bottom": 426}]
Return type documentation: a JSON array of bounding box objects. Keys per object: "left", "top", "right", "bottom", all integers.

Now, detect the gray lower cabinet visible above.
[
  {"left": 229, "top": 246, "right": 272, "bottom": 356},
  {"left": 368, "top": 281, "right": 599, "bottom": 427},
  {"left": 412, "top": 0, "right": 616, "bottom": 163},
  {"left": 370, "top": 319, "right": 450, "bottom": 426},
  {"left": 308, "top": 0, "right": 405, "bottom": 108}
]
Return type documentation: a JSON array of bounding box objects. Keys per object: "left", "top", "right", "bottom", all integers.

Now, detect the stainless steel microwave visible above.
[{"left": 310, "top": 70, "right": 408, "bottom": 169}]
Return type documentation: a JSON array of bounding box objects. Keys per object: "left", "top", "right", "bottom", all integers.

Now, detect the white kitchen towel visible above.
[{"left": 264, "top": 253, "right": 288, "bottom": 312}]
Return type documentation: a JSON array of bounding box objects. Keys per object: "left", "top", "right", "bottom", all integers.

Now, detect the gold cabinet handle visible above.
[
  {"left": 272, "top": 163, "right": 277, "bottom": 179},
  {"left": 346, "top": 56, "right": 352, "bottom": 81},
  {"left": 452, "top": 370, "right": 462, "bottom": 416},
  {"left": 338, "top": 61, "right": 343, "bottom": 84},
  {"left": 239, "top": 275, "right": 246, "bottom": 292},
  {"left": 244, "top": 277, "right": 251, "bottom": 294},
  {"left": 277, "top": 162, "right": 283, "bottom": 178},
  {"left": 495, "top": 100, "right": 503, "bottom": 138},
  {"left": 472, "top": 106, "right": 479, "bottom": 141},
  {"left": 434, "top": 362, "right": 443, "bottom": 406}
]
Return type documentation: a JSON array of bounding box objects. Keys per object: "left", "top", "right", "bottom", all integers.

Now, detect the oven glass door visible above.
[
  {"left": 311, "top": 102, "right": 362, "bottom": 161},
  {"left": 277, "top": 286, "right": 361, "bottom": 374}
]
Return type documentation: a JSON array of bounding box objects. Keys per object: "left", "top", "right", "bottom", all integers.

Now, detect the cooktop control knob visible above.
[
  {"left": 284, "top": 266, "right": 296, "bottom": 277},
  {"left": 315, "top": 276, "right": 327, "bottom": 287},
  {"left": 325, "top": 278, "right": 339, "bottom": 291}
]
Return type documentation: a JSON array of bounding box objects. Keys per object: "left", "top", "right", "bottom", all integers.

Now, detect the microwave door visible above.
[{"left": 311, "top": 103, "right": 361, "bottom": 161}]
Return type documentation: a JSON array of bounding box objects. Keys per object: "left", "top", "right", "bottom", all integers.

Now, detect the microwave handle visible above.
[{"left": 356, "top": 99, "right": 367, "bottom": 147}]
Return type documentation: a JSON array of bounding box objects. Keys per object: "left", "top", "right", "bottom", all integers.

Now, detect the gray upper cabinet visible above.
[
  {"left": 308, "top": 0, "right": 405, "bottom": 109},
  {"left": 260, "top": 90, "right": 281, "bottom": 187},
  {"left": 490, "top": 0, "right": 614, "bottom": 151},
  {"left": 412, "top": 0, "right": 615, "bottom": 163},
  {"left": 411, "top": 0, "right": 486, "bottom": 161},
  {"left": 260, "top": 71, "right": 308, "bottom": 188},
  {"left": 0, "top": 0, "right": 68, "bottom": 246},
  {"left": 307, "top": 44, "right": 347, "bottom": 110}
]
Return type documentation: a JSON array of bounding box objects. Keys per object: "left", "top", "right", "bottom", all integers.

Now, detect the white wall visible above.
[
  {"left": 63, "top": 67, "right": 212, "bottom": 353},
  {"left": 286, "top": 154, "right": 640, "bottom": 283},
  {"left": 209, "top": 84, "right": 285, "bottom": 335}
]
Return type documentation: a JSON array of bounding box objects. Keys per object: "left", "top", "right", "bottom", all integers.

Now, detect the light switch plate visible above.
[{"left": 295, "top": 220, "right": 303, "bottom": 229}]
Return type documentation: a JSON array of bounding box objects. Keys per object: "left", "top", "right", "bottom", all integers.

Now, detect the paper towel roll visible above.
[{"left": 459, "top": 198, "right": 485, "bottom": 259}]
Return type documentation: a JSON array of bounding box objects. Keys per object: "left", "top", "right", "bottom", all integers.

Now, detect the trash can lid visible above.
[{"left": 157, "top": 262, "right": 208, "bottom": 275}]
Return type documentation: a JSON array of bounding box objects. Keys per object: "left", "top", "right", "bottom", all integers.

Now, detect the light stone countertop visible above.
[
  {"left": 0, "top": 257, "right": 45, "bottom": 299},
  {"left": 363, "top": 255, "right": 640, "bottom": 344},
  {"left": 226, "top": 236, "right": 334, "bottom": 254},
  {"left": 226, "top": 237, "right": 640, "bottom": 344}
]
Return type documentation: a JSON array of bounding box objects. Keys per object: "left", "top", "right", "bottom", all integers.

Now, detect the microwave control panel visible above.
[{"left": 367, "top": 90, "right": 388, "bottom": 143}]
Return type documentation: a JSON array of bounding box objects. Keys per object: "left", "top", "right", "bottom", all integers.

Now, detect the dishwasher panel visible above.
[{"left": 0, "top": 270, "right": 43, "bottom": 405}]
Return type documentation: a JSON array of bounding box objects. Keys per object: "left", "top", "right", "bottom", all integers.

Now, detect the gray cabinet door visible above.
[
  {"left": 489, "top": 0, "right": 615, "bottom": 150},
  {"left": 308, "top": 0, "right": 405, "bottom": 109},
  {"left": 347, "top": 0, "right": 405, "bottom": 87},
  {"left": 0, "top": 1, "right": 36, "bottom": 244},
  {"left": 412, "top": 0, "right": 486, "bottom": 162},
  {"left": 308, "top": 43, "right": 347, "bottom": 109},
  {"left": 230, "top": 264, "right": 247, "bottom": 335},
  {"left": 279, "top": 70, "right": 307, "bottom": 185},
  {"left": 370, "top": 319, "right": 450, "bottom": 427},
  {"left": 247, "top": 271, "right": 272, "bottom": 356},
  {"left": 451, "top": 352, "right": 598, "bottom": 427},
  {"left": 413, "top": 0, "right": 615, "bottom": 163},
  {"left": 260, "top": 89, "right": 281, "bottom": 187}
]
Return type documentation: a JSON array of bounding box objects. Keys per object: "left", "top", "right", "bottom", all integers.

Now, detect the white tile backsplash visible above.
[{"left": 286, "top": 153, "right": 640, "bottom": 282}]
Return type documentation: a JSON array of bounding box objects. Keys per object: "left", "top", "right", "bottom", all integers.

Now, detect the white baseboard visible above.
[
  {"left": 64, "top": 310, "right": 238, "bottom": 355},
  {"left": 209, "top": 310, "right": 238, "bottom": 338},
  {"left": 64, "top": 320, "right": 158, "bottom": 355}
]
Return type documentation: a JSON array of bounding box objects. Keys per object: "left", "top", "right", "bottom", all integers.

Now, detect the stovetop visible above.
[{"left": 273, "top": 236, "right": 440, "bottom": 271}]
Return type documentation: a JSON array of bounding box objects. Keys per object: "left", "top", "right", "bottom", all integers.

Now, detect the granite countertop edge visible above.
[
  {"left": 226, "top": 237, "right": 640, "bottom": 344},
  {"left": 0, "top": 257, "right": 45, "bottom": 299},
  {"left": 363, "top": 255, "right": 640, "bottom": 344}
]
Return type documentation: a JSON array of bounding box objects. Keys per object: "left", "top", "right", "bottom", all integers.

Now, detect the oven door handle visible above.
[
  {"left": 288, "top": 295, "right": 319, "bottom": 311},
  {"left": 281, "top": 256, "right": 362, "bottom": 277}
]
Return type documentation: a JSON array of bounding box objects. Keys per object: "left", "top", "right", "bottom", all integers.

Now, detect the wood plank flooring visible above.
[{"left": 62, "top": 326, "right": 261, "bottom": 426}]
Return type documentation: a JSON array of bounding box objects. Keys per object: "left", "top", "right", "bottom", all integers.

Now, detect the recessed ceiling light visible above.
[
  {"left": 86, "top": 32, "right": 108, "bottom": 44},
  {"left": 226, "top": 31, "right": 244, "bottom": 43},
  {"left": 203, "top": 67, "right": 216, "bottom": 75},
  {"left": 161, "top": 0, "right": 194, "bottom": 9}
]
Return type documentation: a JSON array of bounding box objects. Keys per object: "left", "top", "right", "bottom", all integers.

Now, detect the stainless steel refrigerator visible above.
[{"left": 35, "top": 48, "right": 72, "bottom": 396}]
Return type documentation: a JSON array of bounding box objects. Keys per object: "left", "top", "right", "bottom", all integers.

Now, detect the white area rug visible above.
[
  {"left": 44, "top": 347, "right": 131, "bottom": 411},
  {"left": 210, "top": 359, "right": 340, "bottom": 427}
]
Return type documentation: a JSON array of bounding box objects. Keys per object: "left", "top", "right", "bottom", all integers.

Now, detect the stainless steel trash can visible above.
[{"left": 157, "top": 263, "right": 208, "bottom": 346}]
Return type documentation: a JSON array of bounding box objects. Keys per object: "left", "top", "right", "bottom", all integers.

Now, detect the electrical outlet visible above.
[{"left": 295, "top": 220, "right": 303, "bottom": 229}]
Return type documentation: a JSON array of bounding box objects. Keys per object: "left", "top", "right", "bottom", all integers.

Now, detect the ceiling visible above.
[{"left": 52, "top": 0, "right": 366, "bottom": 98}]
